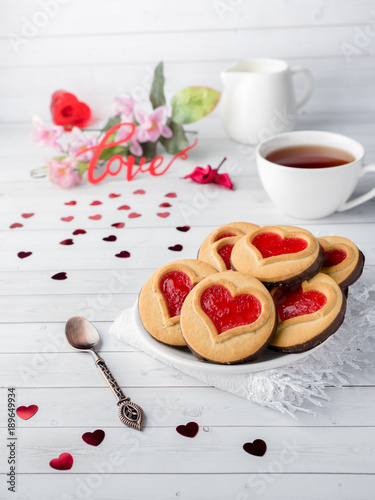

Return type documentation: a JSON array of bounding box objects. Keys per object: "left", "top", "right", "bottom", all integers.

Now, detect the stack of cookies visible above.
[{"left": 139, "top": 222, "right": 364, "bottom": 365}]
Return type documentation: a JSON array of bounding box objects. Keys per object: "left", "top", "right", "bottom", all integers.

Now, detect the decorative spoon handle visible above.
[{"left": 95, "top": 356, "right": 144, "bottom": 431}]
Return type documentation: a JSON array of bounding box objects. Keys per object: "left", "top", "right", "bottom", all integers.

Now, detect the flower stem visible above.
[
  {"left": 216, "top": 157, "right": 227, "bottom": 172},
  {"left": 185, "top": 130, "right": 198, "bottom": 134},
  {"left": 30, "top": 166, "right": 48, "bottom": 179}
]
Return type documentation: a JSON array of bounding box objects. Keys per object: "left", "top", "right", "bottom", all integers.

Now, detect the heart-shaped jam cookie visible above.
[
  {"left": 180, "top": 271, "right": 277, "bottom": 364},
  {"left": 231, "top": 225, "right": 324, "bottom": 287},
  {"left": 270, "top": 273, "right": 346, "bottom": 353},
  {"left": 198, "top": 222, "right": 259, "bottom": 259},
  {"left": 318, "top": 236, "right": 365, "bottom": 290},
  {"left": 139, "top": 259, "right": 217, "bottom": 347},
  {"left": 199, "top": 236, "right": 241, "bottom": 272}
]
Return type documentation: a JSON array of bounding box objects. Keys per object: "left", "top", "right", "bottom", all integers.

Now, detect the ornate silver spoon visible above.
[{"left": 65, "top": 316, "right": 144, "bottom": 431}]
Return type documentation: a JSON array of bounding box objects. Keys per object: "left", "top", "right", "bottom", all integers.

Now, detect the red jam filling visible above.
[
  {"left": 252, "top": 232, "right": 308, "bottom": 258},
  {"left": 200, "top": 285, "right": 261, "bottom": 334},
  {"left": 160, "top": 271, "right": 194, "bottom": 317},
  {"left": 273, "top": 284, "right": 327, "bottom": 322},
  {"left": 322, "top": 247, "right": 347, "bottom": 268},
  {"left": 215, "top": 232, "right": 237, "bottom": 241},
  {"left": 217, "top": 244, "right": 234, "bottom": 270}
]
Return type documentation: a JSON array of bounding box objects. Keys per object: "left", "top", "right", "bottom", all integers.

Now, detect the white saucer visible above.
[{"left": 132, "top": 301, "right": 321, "bottom": 375}]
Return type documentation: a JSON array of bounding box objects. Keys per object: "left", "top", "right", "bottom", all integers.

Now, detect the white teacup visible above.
[{"left": 256, "top": 130, "right": 375, "bottom": 219}]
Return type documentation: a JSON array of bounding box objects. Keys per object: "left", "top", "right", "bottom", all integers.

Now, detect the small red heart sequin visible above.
[
  {"left": 64, "top": 201, "right": 76, "bottom": 206},
  {"left": 10, "top": 223, "right": 23, "bottom": 229},
  {"left": 165, "top": 192, "right": 177, "bottom": 198},
  {"left": 90, "top": 200, "right": 102, "bottom": 206},
  {"left": 243, "top": 439, "right": 267, "bottom": 457},
  {"left": 89, "top": 215, "right": 102, "bottom": 220},
  {"left": 82, "top": 429, "right": 105, "bottom": 447},
  {"left": 103, "top": 235, "right": 117, "bottom": 242},
  {"left": 115, "top": 251, "right": 131, "bottom": 258},
  {"left": 168, "top": 244, "right": 183, "bottom": 252},
  {"left": 18, "top": 251, "right": 32, "bottom": 259},
  {"left": 61, "top": 216, "right": 74, "bottom": 222},
  {"left": 51, "top": 272, "right": 67, "bottom": 280},
  {"left": 73, "top": 229, "right": 86, "bottom": 235},
  {"left": 128, "top": 212, "right": 141, "bottom": 218},
  {"left": 22, "top": 213, "right": 34, "bottom": 219},
  {"left": 118, "top": 205, "right": 131, "bottom": 210},
  {"left": 49, "top": 452, "right": 73, "bottom": 471},
  {"left": 157, "top": 212, "right": 170, "bottom": 218},
  {"left": 60, "top": 239, "right": 74, "bottom": 245},
  {"left": 112, "top": 222, "right": 125, "bottom": 229},
  {"left": 176, "top": 226, "right": 190, "bottom": 232},
  {"left": 176, "top": 421, "right": 199, "bottom": 438},
  {"left": 109, "top": 193, "right": 121, "bottom": 198},
  {"left": 159, "top": 202, "right": 172, "bottom": 208},
  {"left": 133, "top": 189, "right": 146, "bottom": 195},
  {"left": 16, "top": 405, "right": 38, "bottom": 420}
]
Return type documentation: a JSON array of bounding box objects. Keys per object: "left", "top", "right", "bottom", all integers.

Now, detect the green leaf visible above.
[
  {"left": 99, "top": 145, "right": 128, "bottom": 161},
  {"left": 160, "top": 118, "right": 189, "bottom": 154},
  {"left": 150, "top": 61, "right": 166, "bottom": 109},
  {"left": 77, "top": 161, "right": 89, "bottom": 175},
  {"left": 101, "top": 115, "right": 121, "bottom": 133},
  {"left": 171, "top": 87, "right": 221, "bottom": 124},
  {"left": 133, "top": 141, "right": 158, "bottom": 163}
]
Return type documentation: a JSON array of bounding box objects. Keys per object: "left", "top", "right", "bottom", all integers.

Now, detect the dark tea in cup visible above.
[{"left": 265, "top": 144, "right": 355, "bottom": 169}]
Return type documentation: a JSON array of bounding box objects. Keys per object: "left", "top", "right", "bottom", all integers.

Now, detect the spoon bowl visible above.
[{"left": 65, "top": 316, "right": 100, "bottom": 350}]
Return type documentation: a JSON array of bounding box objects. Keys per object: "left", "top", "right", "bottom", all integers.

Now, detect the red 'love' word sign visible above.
[{"left": 77, "top": 122, "right": 198, "bottom": 184}]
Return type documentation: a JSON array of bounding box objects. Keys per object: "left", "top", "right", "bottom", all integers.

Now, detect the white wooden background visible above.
[{"left": 1, "top": 1, "right": 375, "bottom": 499}]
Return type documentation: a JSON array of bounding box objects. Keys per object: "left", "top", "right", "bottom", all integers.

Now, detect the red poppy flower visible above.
[
  {"left": 50, "top": 90, "right": 91, "bottom": 130},
  {"left": 184, "top": 158, "right": 233, "bottom": 189}
]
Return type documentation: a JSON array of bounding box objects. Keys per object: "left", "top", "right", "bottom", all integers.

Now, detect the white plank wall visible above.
[{"left": 1, "top": 1, "right": 375, "bottom": 499}]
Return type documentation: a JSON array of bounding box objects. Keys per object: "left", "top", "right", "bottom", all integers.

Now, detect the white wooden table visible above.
[{"left": 1, "top": 115, "right": 375, "bottom": 500}]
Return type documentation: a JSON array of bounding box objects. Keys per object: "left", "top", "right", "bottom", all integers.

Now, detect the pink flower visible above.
[
  {"left": 134, "top": 105, "right": 173, "bottom": 143},
  {"left": 116, "top": 123, "right": 143, "bottom": 157},
  {"left": 30, "top": 115, "right": 64, "bottom": 152},
  {"left": 67, "top": 127, "right": 98, "bottom": 162},
  {"left": 112, "top": 95, "right": 135, "bottom": 121},
  {"left": 47, "top": 156, "right": 82, "bottom": 188}
]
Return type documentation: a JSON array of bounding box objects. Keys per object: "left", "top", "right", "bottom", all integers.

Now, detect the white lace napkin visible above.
[{"left": 109, "top": 281, "right": 375, "bottom": 416}]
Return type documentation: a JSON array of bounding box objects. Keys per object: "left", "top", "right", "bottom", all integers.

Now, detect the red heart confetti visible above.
[
  {"left": 89, "top": 214, "right": 102, "bottom": 220},
  {"left": 16, "top": 405, "right": 38, "bottom": 420},
  {"left": 10, "top": 223, "right": 23, "bottom": 229},
  {"left": 103, "top": 235, "right": 117, "bottom": 242},
  {"left": 157, "top": 212, "right": 170, "bottom": 218},
  {"left": 64, "top": 201, "right": 76, "bottom": 206},
  {"left": 168, "top": 244, "right": 183, "bottom": 252},
  {"left": 109, "top": 193, "right": 121, "bottom": 198},
  {"left": 49, "top": 453, "right": 73, "bottom": 471},
  {"left": 61, "top": 216, "right": 74, "bottom": 222},
  {"left": 73, "top": 229, "right": 86, "bottom": 235},
  {"left": 51, "top": 272, "right": 67, "bottom": 280},
  {"left": 129, "top": 212, "right": 141, "bottom": 218},
  {"left": 18, "top": 251, "right": 32, "bottom": 259},
  {"left": 22, "top": 213, "right": 34, "bottom": 218},
  {"left": 82, "top": 429, "right": 105, "bottom": 447},
  {"left": 115, "top": 251, "right": 131, "bottom": 258},
  {"left": 60, "top": 239, "right": 74, "bottom": 246},
  {"left": 133, "top": 189, "right": 146, "bottom": 195},
  {"left": 243, "top": 439, "right": 267, "bottom": 457},
  {"left": 90, "top": 200, "right": 102, "bottom": 206},
  {"left": 159, "top": 202, "right": 172, "bottom": 208},
  {"left": 176, "top": 226, "right": 190, "bottom": 232},
  {"left": 112, "top": 222, "right": 125, "bottom": 229},
  {"left": 176, "top": 421, "right": 199, "bottom": 438},
  {"left": 118, "top": 205, "right": 131, "bottom": 210},
  {"left": 165, "top": 192, "right": 177, "bottom": 198}
]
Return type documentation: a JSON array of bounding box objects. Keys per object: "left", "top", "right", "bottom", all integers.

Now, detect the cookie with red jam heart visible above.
[
  {"left": 139, "top": 259, "right": 217, "bottom": 347},
  {"left": 231, "top": 225, "right": 324, "bottom": 287},
  {"left": 270, "top": 273, "right": 346, "bottom": 353},
  {"left": 198, "top": 222, "right": 259, "bottom": 259},
  {"left": 180, "top": 270, "right": 277, "bottom": 364},
  {"left": 199, "top": 235, "right": 241, "bottom": 271},
  {"left": 318, "top": 236, "right": 365, "bottom": 290}
]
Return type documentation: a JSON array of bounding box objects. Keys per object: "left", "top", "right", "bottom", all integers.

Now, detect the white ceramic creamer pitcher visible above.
[{"left": 220, "top": 58, "right": 314, "bottom": 144}]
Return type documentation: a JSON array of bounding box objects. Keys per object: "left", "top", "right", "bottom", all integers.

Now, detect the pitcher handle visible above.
[
  {"left": 337, "top": 164, "right": 375, "bottom": 211},
  {"left": 291, "top": 66, "right": 314, "bottom": 109}
]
